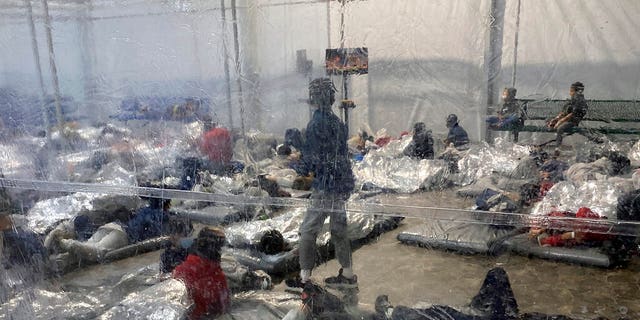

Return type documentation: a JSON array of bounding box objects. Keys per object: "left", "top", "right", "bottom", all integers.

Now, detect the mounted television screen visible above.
[{"left": 325, "top": 47, "right": 368, "bottom": 75}]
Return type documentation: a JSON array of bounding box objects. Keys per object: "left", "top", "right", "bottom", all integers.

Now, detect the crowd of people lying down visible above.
[{"left": 1, "top": 77, "right": 639, "bottom": 319}]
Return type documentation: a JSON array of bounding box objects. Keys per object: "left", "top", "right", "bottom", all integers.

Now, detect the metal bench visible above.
[{"left": 488, "top": 99, "right": 640, "bottom": 142}]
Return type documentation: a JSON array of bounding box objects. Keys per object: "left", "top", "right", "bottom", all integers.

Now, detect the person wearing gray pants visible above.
[
  {"left": 298, "top": 191, "right": 351, "bottom": 280},
  {"left": 287, "top": 78, "right": 356, "bottom": 291},
  {"left": 60, "top": 222, "right": 129, "bottom": 262}
]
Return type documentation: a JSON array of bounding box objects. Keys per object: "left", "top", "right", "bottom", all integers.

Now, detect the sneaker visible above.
[
  {"left": 284, "top": 277, "right": 307, "bottom": 293},
  {"left": 324, "top": 268, "right": 358, "bottom": 289}
]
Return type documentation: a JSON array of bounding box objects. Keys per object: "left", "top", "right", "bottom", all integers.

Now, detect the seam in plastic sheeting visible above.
[{"left": 2, "top": 177, "right": 639, "bottom": 236}]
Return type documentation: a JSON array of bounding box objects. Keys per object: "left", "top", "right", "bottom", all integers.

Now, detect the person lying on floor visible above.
[
  {"left": 538, "top": 149, "right": 569, "bottom": 198},
  {"left": 528, "top": 207, "right": 611, "bottom": 247},
  {"left": 373, "top": 269, "right": 517, "bottom": 319},
  {"left": 58, "top": 197, "right": 175, "bottom": 263},
  {"left": 287, "top": 267, "right": 518, "bottom": 320},
  {"left": 255, "top": 144, "right": 306, "bottom": 192},
  {"left": 44, "top": 207, "right": 132, "bottom": 254}
]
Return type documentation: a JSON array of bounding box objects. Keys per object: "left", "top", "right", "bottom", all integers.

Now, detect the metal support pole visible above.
[
  {"left": 326, "top": 0, "right": 331, "bottom": 48},
  {"left": 79, "top": 0, "right": 96, "bottom": 111},
  {"left": 41, "top": 0, "right": 64, "bottom": 129},
  {"left": 220, "top": 0, "right": 233, "bottom": 128},
  {"left": 339, "top": 0, "right": 350, "bottom": 136},
  {"left": 230, "top": 0, "right": 245, "bottom": 136},
  {"left": 511, "top": 0, "right": 522, "bottom": 88},
  {"left": 486, "top": 0, "right": 505, "bottom": 107},
  {"left": 24, "top": 0, "right": 50, "bottom": 135},
  {"left": 484, "top": 0, "right": 506, "bottom": 142}
]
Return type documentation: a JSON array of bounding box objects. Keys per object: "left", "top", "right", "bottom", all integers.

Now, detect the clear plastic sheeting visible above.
[
  {"left": 98, "top": 279, "right": 189, "bottom": 320},
  {"left": 1, "top": 0, "right": 640, "bottom": 319},
  {"left": 455, "top": 139, "right": 531, "bottom": 186},
  {"left": 354, "top": 154, "right": 448, "bottom": 193},
  {"left": 195, "top": 173, "right": 249, "bottom": 196},
  {"left": 222, "top": 291, "right": 303, "bottom": 320},
  {"left": 564, "top": 158, "right": 614, "bottom": 184},
  {"left": 27, "top": 192, "right": 140, "bottom": 234},
  {"left": 353, "top": 135, "right": 448, "bottom": 193},
  {"left": 225, "top": 207, "right": 305, "bottom": 248},
  {"left": 0, "top": 137, "right": 44, "bottom": 180},
  {"left": 225, "top": 206, "right": 376, "bottom": 248},
  {"left": 532, "top": 181, "right": 629, "bottom": 218},
  {"left": 0, "top": 288, "right": 99, "bottom": 320}
]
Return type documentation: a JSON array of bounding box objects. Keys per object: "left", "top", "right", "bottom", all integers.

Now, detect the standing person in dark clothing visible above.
[
  {"left": 548, "top": 82, "right": 588, "bottom": 146},
  {"left": 403, "top": 122, "right": 434, "bottom": 159},
  {"left": 287, "top": 77, "right": 356, "bottom": 290},
  {"left": 444, "top": 114, "right": 470, "bottom": 150},
  {"left": 172, "top": 227, "right": 230, "bottom": 319}
]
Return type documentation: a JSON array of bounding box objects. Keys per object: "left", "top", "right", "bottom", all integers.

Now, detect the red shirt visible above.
[
  {"left": 199, "top": 128, "right": 233, "bottom": 164},
  {"left": 173, "top": 254, "right": 230, "bottom": 319}
]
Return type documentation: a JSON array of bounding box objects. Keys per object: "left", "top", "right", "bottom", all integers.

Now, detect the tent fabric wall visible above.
[
  {"left": 333, "top": 0, "right": 491, "bottom": 141},
  {"left": 500, "top": 0, "right": 640, "bottom": 101},
  {"left": 1, "top": 0, "right": 639, "bottom": 138}
]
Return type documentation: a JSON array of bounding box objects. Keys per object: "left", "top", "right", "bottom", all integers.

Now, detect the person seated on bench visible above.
[
  {"left": 487, "top": 87, "right": 523, "bottom": 129},
  {"left": 59, "top": 197, "right": 173, "bottom": 262},
  {"left": 403, "top": 122, "right": 434, "bottom": 160},
  {"left": 172, "top": 227, "right": 230, "bottom": 319},
  {"left": 444, "top": 113, "right": 470, "bottom": 150},
  {"left": 547, "top": 81, "right": 588, "bottom": 147}
]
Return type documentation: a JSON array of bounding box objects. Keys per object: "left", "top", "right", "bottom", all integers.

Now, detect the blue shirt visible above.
[
  {"left": 126, "top": 207, "right": 167, "bottom": 244},
  {"left": 298, "top": 108, "right": 354, "bottom": 195},
  {"left": 446, "top": 124, "right": 470, "bottom": 149}
]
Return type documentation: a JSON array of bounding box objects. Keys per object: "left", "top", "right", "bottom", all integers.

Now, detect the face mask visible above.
[{"left": 179, "top": 237, "right": 194, "bottom": 249}]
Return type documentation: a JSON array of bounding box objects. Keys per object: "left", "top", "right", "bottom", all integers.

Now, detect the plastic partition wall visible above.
[{"left": 0, "top": 1, "right": 640, "bottom": 320}]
